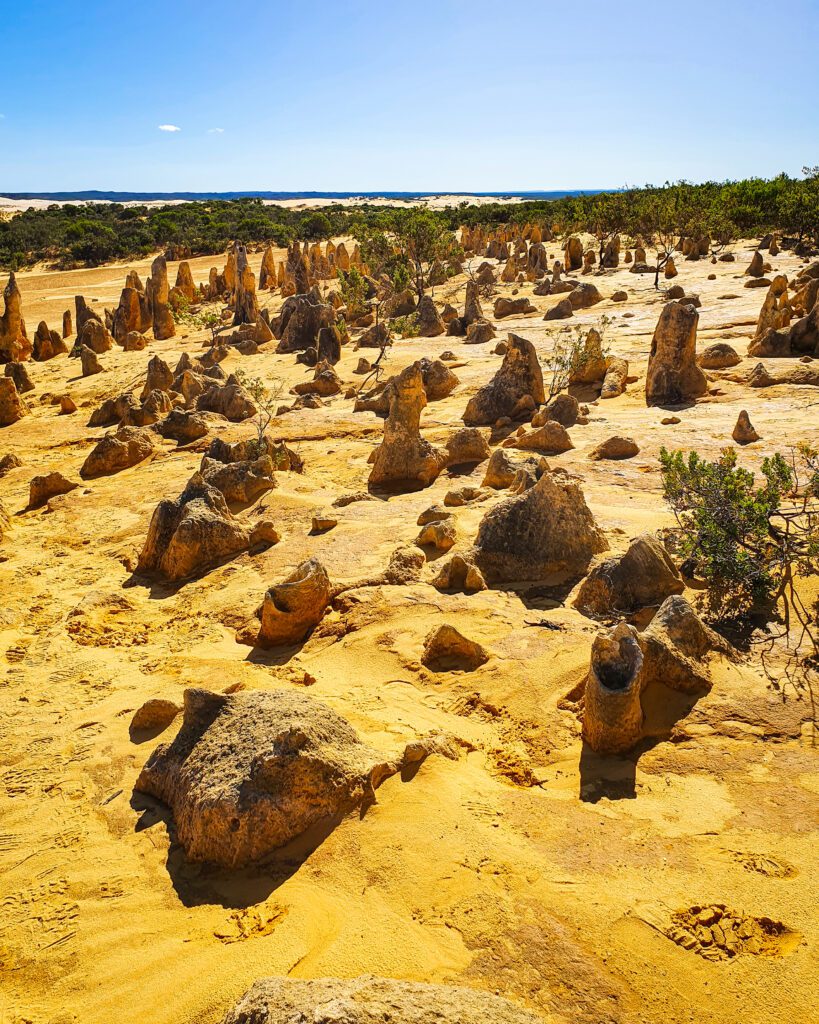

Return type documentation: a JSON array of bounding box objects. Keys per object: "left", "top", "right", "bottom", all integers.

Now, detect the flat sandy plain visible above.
[{"left": 0, "top": 238, "right": 817, "bottom": 1024}]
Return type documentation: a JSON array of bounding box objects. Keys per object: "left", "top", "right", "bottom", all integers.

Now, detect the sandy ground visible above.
[{"left": 0, "top": 241, "right": 817, "bottom": 1024}]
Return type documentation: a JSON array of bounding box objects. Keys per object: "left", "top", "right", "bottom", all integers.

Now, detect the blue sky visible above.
[{"left": 1, "top": 0, "right": 817, "bottom": 192}]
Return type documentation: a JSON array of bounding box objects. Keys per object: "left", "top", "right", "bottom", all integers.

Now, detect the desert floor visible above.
[{"left": 0, "top": 240, "right": 817, "bottom": 1024}]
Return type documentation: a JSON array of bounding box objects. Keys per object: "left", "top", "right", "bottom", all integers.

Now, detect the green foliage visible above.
[
  {"left": 390, "top": 313, "right": 420, "bottom": 338},
  {"left": 545, "top": 317, "right": 610, "bottom": 400},
  {"left": 655, "top": 446, "right": 790, "bottom": 618},
  {"left": 234, "top": 370, "right": 285, "bottom": 456},
  {"left": 337, "top": 266, "right": 368, "bottom": 320},
  {"left": 2, "top": 170, "right": 818, "bottom": 272},
  {"left": 353, "top": 209, "right": 463, "bottom": 299}
]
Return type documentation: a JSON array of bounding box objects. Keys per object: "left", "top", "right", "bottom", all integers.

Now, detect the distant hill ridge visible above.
[{"left": 0, "top": 189, "right": 601, "bottom": 203}]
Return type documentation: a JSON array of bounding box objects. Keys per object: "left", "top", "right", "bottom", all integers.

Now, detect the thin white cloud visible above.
[
  {"left": 158, "top": 124, "right": 181, "bottom": 132},
  {"left": 207, "top": 128, "right": 225, "bottom": 134}
]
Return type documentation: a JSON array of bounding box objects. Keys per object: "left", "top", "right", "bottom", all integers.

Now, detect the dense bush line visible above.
[{"left": 1, "top": 170, "right": 817, "bottom": 270}]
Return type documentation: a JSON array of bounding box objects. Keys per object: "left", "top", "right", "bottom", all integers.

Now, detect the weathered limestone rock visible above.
[
  {"left": 137, "top": 688, "right": 452, "bottom": 870},
  {"left": 503, "top": 421, "right": 573, "bottom": 455},
  {"left": 473, "top": 469, "right": 607, "bottom": 582},
  {"left": 140, "top": 355, "right": 174, "bottom": 401},
  {"left": 32, "top": 320, "right": 67, "bottom": 361},
  {"left": 564, "top": 236, "right": 583, "bottom": 271},
  {"left": 62, "top": 310, "right": 73, "bottom": 338},
  {"left": 535, "top": 392, "right": 579, "bottom": 428},
  {"left": 219, "top": 976, "right": 541, "bottom": 1024},
  {"left": 568, "top": 283, "right": 602, "bottom": 310},
  {"left": 316, "top": 325, "right": 342, "bottom": 364},
  {"left": 465, "top": 319, "right": 496, "bottom": 345},
  {"left": 573, "top": 534, "right": 684, "bottom": 617},
  {"left": 232, "top": 244, "right": 259, "bottom": 326},
  {"left": 433, "top": 553, "right": 487, "bottom": 593},
  {"left": 664, "top": 256, "right": 678, "bottom": 279},
  {"left": 462, "top": 334, "right": 544, "bottom": 425},
  {"left": 582, "top": 622, "right": 645, "bottom": 754},
  {"left": 645, "top": 302, "right": 707, "bottom": 406},
  {"left": 745, "top": 251, "right": 764, "bottom": 278},
  {"left": 28, "top": 471, "right": 78, "bottom": 509},
  {"left": 445, "top": 427, "right": 491, "bottom": 465},
  {"left": 76, "top": 318, "right": 114, "bottom": 354},
  {"left": 732, "top": 409, "right": 759, "bottom": 444},
  {"left": 494, "top": 296, "right": 535, "bottom": 318},
  {"left": 131, "top": 699, "right": 180, "bottom": 733},
  {"left": 417, "top": 518, "right": 457, "bottom": 551},
  {"left": 137, "top": 479, "right": 275, "bottom": 581},
  {"left": 697, "top": 342, "right": 741, "bottom": 369},
  {"left": 640, "top": 595, "right": 725, "bottom": 694},
  {"left": 543, "top": 297, "right": 574, "bottom": 320},
  {"left": 600, "top": 357, "right": 629, "bottom": 399},
  {"left": 174, "top": 262, "right": 196, "bottom": 303},
  {"left": 588, "top": 436, "right": 639, "bottom": 460},
  {"left": 569, "top": 328, "right": 608, "bottom": 385},
  {"left": 422, "top": 625, "right": 488, "bottom": 671},
  {"left": 463, "top": 280, "right": 483, "bottom": 327},
  {"left": 482, "top": 448, "right": 542, "bottom": 489},
  {"left": 368, "top": 362, "right": 446, "bottom": 491},
  {"left": 752, "top": 275, "right": 792, "bottom": 347},
  {"left": 197, "top": 374, "right": 257, "bottom": 421},
  {"left": 258, "top": 246, "right": 276, "bottom": 290},
  {"left": 0, "top": 273, "right": 31, "bottom": 363},
  {"left": 255, "top": 558, "right": 331, "bottom": 647},
  {"left": 5, "top": 361, "right": 33, "bottom": 394},
  {"left": 293, "top": 360, "right": 341, "bottom": 398},
  {"left": 274, "top": 294, "right": 335, "bottom": 353},
  {"left": 415, "top": 294, "right": 445, "bottom": 337},
  {"left": 112, "top": 287, "right": 151, "bottom": 342},
  {"left": 147, "top": 255, "right": 176, "bottom": 340},
  {"left": 75, "top": 295, "right": 101, "bottom": 338},
  {"left": 80, "top": 426, "right": 159, "bottom": 478},
  {"left": 80, "top": 345, "right": 103, "bottom": 377},
  {"left": 157, "top": 409, "right": 213, "bottom": 444}
]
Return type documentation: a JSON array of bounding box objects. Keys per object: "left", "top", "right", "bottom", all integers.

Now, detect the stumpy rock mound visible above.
[
  {"left": 645, "top": 301, "right": 708, "bottom": 407},
  {"left": 368, "top": 362, "right": 446, "bottom": 491},
  {"left": 473, "top": 469, "right": 608, "bottom": 582},
  {"left": 219, "top": 976, "right": 544, "bottom": 1024},
  {"left": 573, "top": 534, "right": 684, "bottom": 618},
  {"left": 136, "top": 687, "right": 452, "bottom": 868},
  {"left": 462, "top": 333, "right": 545, "bottom": 425},
  {"left": 137, "top": 478, "right": 276, "bottom": 581}
]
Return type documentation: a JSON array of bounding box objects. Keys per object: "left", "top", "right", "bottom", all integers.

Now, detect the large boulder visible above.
[
  {"left": 416, "top": 294, "right": 445, "bottom": 337},
  {"left": 573, "top": 534, "right": 683, "bottom": 617},
  {"left": 5, "top": 361, "right": 33, "bottom": 394},
  {"left": 80, "top": 426, "right": 159, "bottom": 478},
  {"left": 473, "top": 469, "right": 607, "bottom": 582},
  {"left": 76, "top": 318, "right": 114, "bottom": 354},
  {"left": 136, "top": 687, "right": 450, "bottom": 868},
  {"left": 368, "top": 362, "right": 446, "bottom": 491},
  {"left": 219, "top": 977, "right": 541, "bottom": 1024},
  {"left": 137, "top": 478, "right": 275, "bottom": 581},
  {"left": 645, "top": 302, "right": 707, "bottom": 406},
  {"left": 256, "top": 558, "right": 330, "bottom": 646},
  {"left": 462, "top": 333, "right": 544, "bottom": 425}
]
